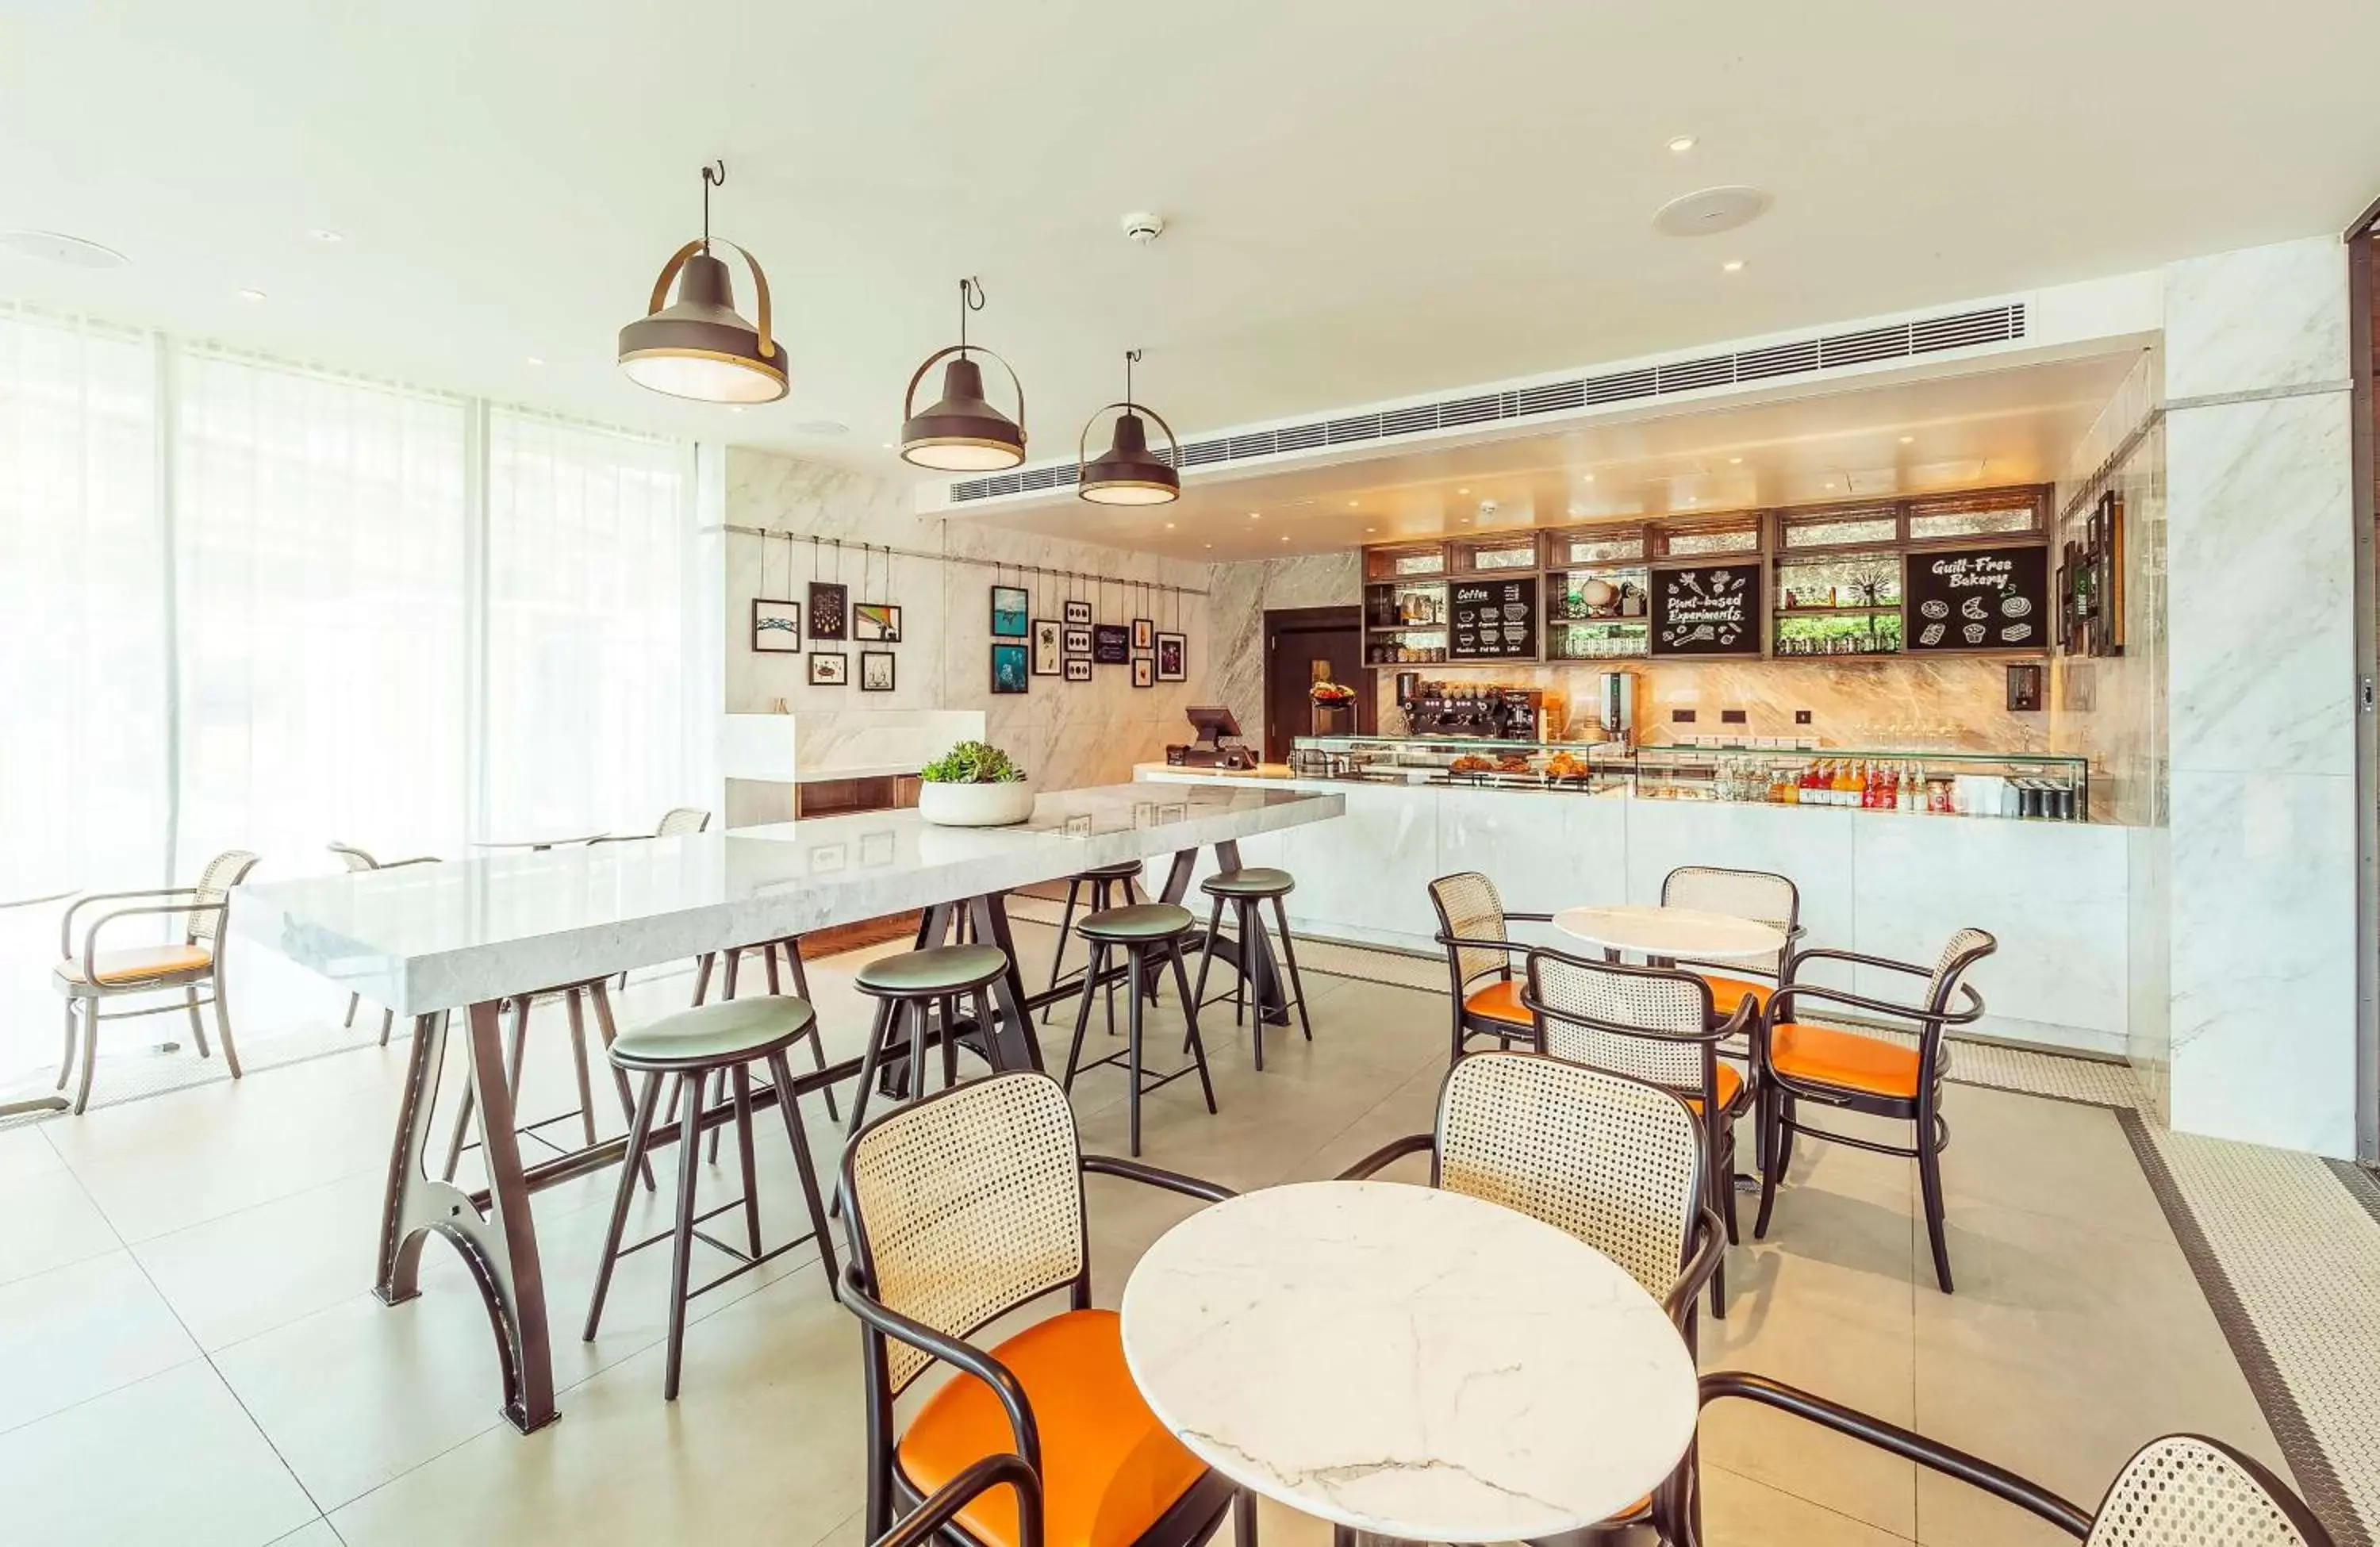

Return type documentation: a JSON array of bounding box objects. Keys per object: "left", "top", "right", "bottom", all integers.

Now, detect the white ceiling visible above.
[
  {"left": 2, "top": 2, "right": 2372, "bottom": 479},
  {"left": 962, "top": 353, "right": 2140, "bottom": 561}
]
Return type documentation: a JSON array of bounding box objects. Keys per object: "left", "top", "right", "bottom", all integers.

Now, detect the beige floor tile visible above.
[
  {"left": 1938, "top": 1084, "right": 2170, "bottom": 1242},
  {"left": 326, "top": 1265, "right": 863, "bottom": 1547},
  {"left": 1914, "top": 1467, "right": 2094, "bottom": 1547},
  {"left": 0, "top": 1164, "right": 120, "bottom": 1286},
  {"left": 0, "top": 1250, "right": 202, "bottom": 1432},
  {"left": 0, "top": 1121, "right": 67, "bottom": 1184},
  {"left": 0, "top": 1360, "right": 318, "bottom": 1547},
  {"left": 263, "top": 1522, "right": 346, "bottom": 1547},
  {"left": 1702, "top": 1461, "right": 1915, "bottom": 1545},
  {"left": 132, "top": 1169, "right": 390, "bottom": 1352}
]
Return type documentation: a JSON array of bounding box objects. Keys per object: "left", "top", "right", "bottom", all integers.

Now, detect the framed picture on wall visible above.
[
  {"left": 808, "top": 582, "right": 848, "bottom": 640},
  {"left": 1063, "top": 599, "right": 1092, "bottom": 626},
  {"left": 1092, "top": 624, "right": 1130, "bottom": 664},
  {"left": 854, "top": 603, "right": 903, "bottom": 643},
  {"left": 1155, "top": 631, "right": 1186, "bottom": 681},
  {"left": 1131, "top": 617, "right": 1154, "bottom": 651},
  {"left": 1031, "top": 619, "right": 1062, "bottom": 676},
  {"left": 1131, "top": 657, "right": 1154, "bottom": 689},
  {"left": 990, "top": 585, "right": 1030, "bottom": 638},
  {"left": 1063, "top": 626, "right": 1092, "bottom": 658},
  {"left": 752, "top": 598, "right": 801, "bottom": 653},
  {"left": 990, "top": 642, "right": 1030, "bottom": 693},
  {"left": 1064, "top": 658, "right": 1092, "bottom": 682},
  {"left": 808, "top": 651, "right": 848, "bottom": 685},
  {"left": 859, "top": 651, "right": 896, "bottom": 692}
]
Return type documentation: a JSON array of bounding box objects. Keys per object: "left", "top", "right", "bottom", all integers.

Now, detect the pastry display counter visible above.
[{"left": 1135, "top": 737, "right": 2131, "bottom": 1059}]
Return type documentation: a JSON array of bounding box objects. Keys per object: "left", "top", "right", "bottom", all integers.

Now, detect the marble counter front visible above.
[{"left": 1136, "top": 763, "right": 2130, "bottom": 1056}]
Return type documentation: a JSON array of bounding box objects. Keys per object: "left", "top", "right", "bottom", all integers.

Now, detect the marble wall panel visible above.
[
  {"left": 1210, "top": 552, "right": 1362, "bottom": 742},
  {"left": 2165, "top": 238, "right": 2351, "bottom": 400}
]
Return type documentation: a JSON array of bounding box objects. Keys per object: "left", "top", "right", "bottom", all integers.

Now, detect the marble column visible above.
[{"left": 2163, "top": 236, "right": 2360, "bottom": 1157}]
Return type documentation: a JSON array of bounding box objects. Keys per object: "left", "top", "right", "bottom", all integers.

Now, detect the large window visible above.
[{"left": 0, "top": 313, "right": 696, "bottom": 1076}]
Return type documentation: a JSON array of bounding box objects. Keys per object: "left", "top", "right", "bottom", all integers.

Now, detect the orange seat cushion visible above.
[
  {"left": 1678, "top": 1061, "right": 1746, "bottom": 1115},
  {"left": 896, "top": 1309, "right": 1205, "bottom": 1547},
  {"left": 1771, "top": 1022, "right": 1921, "bottom": 1099},
  {"left": 1696, "top": 973, "right": 1772, "bottom": 1015},
  {"left": 1463, "top": 977, "right": 1531, "bottom": 1026},
  {"left": 57, "top": 944, "right": 212, "bottom": 985}
]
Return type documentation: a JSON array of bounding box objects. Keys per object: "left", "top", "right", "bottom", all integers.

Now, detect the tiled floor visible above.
[{"left": 0, "top": 915, "right": 2349, "bottom": 1546}]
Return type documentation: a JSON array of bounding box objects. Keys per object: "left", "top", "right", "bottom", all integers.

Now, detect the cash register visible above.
[{"left": 1165, "top": 705, "right": 1257, "bottom": 770}]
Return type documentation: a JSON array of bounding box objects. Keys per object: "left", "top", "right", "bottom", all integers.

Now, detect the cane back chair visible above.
[
  {"left": 1671, "top": 1372, "right": 2332, "bottom": 1547},
  {"left": 327, "top": 843, "right": 439, "bottom": 1046},
  {"left": 1659, "top": 865, "right": 1802, "bottom": 1030},
  {"left": 1755, "top": 927, "right": 1997, "bottom": 1293},
  {"left": 839, "top": 1073, "right": 1245, "bottom": 1547},
  {"left": 1426, "top": 871, "right": 1553, "bottom": 1062},
  {"left": 53, "top": 850, "right": 260, "bottom": 1115},
  {"left": 654, "top": 806, "right": 712, "bottom": 837},
  {"left": 1522, "top": 946, "right": 1757, "bottom": 1316},
  {"left": 1338, "top": 1051, "right": 1725, "bottom": 1534}
]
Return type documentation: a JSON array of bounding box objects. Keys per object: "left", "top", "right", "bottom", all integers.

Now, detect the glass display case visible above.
[{"left": 1287, "top": 735, "right": 2092, "bottom": 820}]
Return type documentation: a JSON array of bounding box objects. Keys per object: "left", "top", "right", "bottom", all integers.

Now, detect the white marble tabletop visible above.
[
  {"left": 235, "top": 783, "right": 1344, "bottom": 1015},
  {"left": 1119, "top": 1180, "right": 1697, "bottom": 1542},
  {"left": 470, "top": 831, "right": 608, "bottom": 851},
  {"left": 1553, "top": 903, "right": 1786, "bottom": 963}
]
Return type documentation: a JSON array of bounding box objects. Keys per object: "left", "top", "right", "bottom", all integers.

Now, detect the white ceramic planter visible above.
[{"left": 916, "top": 781, "right": 1037, "bottom": 827}]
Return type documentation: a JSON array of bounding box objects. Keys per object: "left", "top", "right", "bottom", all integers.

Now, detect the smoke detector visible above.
[
  {"left": 0, "top": 229, "right": 129, "bottom": 270},
  {"left": 1476, "top": 498, "right": 1499, "bottom": 521},
  {"left": 1653, "top": 186, "right": 1772, "bottom": 238},
  {"left": 1121, "top": 211, "right": 1165, "bottom": 245}
]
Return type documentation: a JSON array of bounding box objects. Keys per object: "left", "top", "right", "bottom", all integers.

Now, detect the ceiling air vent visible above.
[{"left": 944, "top": 301, "right": 2026, "bottom": 503}]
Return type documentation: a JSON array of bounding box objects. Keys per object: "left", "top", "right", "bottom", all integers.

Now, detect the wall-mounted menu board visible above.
[
  {"left": 1904, "top": 543, "right": 2048, "bottom": 652},
  {"left": 1449, "top": 575, "right": 1539, "bottom": 660},
  {"left": 1651, "top": 562, "right": 1761, "bottom": 656}
]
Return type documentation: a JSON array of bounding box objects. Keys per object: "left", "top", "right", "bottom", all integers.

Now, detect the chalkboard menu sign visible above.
[
  {"left": 1449, "top": 575, "right": 1538, "bottom": 660},
  {"left": 1651, "top": 563, "right": 1761, "bottom": 656},
  {"left": 1905, "top": 543, "right": 2048, "bottom": 652}
]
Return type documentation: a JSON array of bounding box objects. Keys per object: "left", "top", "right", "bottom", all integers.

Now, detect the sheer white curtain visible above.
[
  {"left": 0, "top": 308, "right": 171, "bottom": 1078},
  {"left": 485, "top": 412, "right": 693, "bottom": 838}
]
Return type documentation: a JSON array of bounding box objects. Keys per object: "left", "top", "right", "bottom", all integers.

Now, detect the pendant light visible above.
[
  {"left": 617, "top": 161, "right": 786, "bottom": 404},
  {"left": 899, "top": 277, "right": 1026, "bottom": 470},
  {"left": 1078, "top": 349, "right": 1180, "bottom": 505}
]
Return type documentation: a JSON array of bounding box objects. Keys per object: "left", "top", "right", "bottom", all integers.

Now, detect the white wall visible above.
[
  {"left": 717, "top": 448, "right": 1219, "bottom": 791},
  {"left": 2161, "top": 236, "right": 2360, "bottom": 1157}
]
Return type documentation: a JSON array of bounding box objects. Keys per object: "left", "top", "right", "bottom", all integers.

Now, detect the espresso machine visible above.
[{"left": 1400, "top": 679, "right": 1544, "bottom": 741}]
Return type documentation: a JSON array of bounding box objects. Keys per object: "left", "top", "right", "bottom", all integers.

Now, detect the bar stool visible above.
[
  {"left": 440, "top": 977, "right": 653, "bottom": 1190},
  {"left": 688, "top": 935, "right": 840, "bottom": 1162},
  {"left": 1190, "top": 867, "right": 1313, "bottom": 1070},
  {"left": 1040, "top": 860, "right": 1145, "bottom": 1021},
  {"left": 584, "top": 995, "right": 839, "bottom": 1400},
  {"left": 1060, "top": 902, "right": 1216, "bottom": 1157},
  {"left": 841, "top": 943, "right": 1012, "bottom": 1139}
]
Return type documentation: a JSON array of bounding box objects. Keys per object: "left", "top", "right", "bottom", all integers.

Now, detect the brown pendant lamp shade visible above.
[
  {"left": 1078, "top": 348, "right": 1180, "bottom": 505},
  {"left": 618, "top": 162, "right": 787, "bottom": 405},
  {"left": 900, "top": 277, "right": 1026, "bottom": 471}
]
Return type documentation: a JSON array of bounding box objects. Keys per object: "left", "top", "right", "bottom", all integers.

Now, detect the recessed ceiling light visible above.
[
  {"left": 727, "top": 406, "right": 744, "bottom": 414},
  {"left": 1457, "top": 487, "right": 1469, "bottom": 495},
  {"left": 1165, "top": 522, "right": 1176, "bottom": 529},
  {"left": 1728, "top": 455, "right": 1743, "bottom": 464},
  {"left": 236, "top": 287, "right": 267, "bottom": 301},
  {"left": 1280, "top": 535, "right": 1289, "bottom": 543},
  {"left": 1203, "top": 543, "right": 1213, "bottom": 550},
  {"left": 0, "top": 229, "right": 129, "bottom": 270},
  {"left": 308, "top": 228, "right": 344, "bottom": 244},
  {"left": 881, "top": 442, "right": 894, "bottom": 450},
  {"left": 1365, "top": 527, "right": 1376, "bottom": 533},
  {"left": 1248, "top": 512, "right": 1261, "bottom": 520},
  {"left": 525, "top": 355, "right": 546, "bottom": 367},
  {"left": 1899, "top": 435, "right": 1914, "bottom": 444},
  {"left": 789, "top": 419, "right": 848, "bottom": 436},
  {"left": 1824, "top": 481, "right": 1838, "bottom": 489},
  {"left": 1347, "top": 501, "right": 1359, "bottom": 509},
  {"left": 1667, "top": 135, "right": 1697, "bottom": 153},
  {"left": 1581, "top": 474, "right": 1595, "bottom": 484},
  {"left": 1722, "top": 259, "right": 1745, "bottom": 273}
]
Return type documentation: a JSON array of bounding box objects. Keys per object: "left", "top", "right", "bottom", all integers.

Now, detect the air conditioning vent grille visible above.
[{"left": 946, "top": 301, "right": 2029, "bottom": 502}]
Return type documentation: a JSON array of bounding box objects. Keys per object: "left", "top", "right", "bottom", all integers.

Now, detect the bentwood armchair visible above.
[
  {"left": 1754, "top": 927, "right": 1997, "bottom": 1292},
  {"left": 1659, "top": 865, "right": 1802, "bottom": 1034},
  {"left": 327, "top": 843, "right": 439, "bottom": 1045},
  {"left": 1668, "top": 1372, "right": 2332, "bottom": 1547},
  {"left": 1426, "top": 871, "right": 1553, "bottom": 1062},
  {"left": 1340, "top": 1052, "right": 1725, "bottom": 1538},
  {"left": 1522, "top": 946, "right": 1757, "bottom": 1317},
  {"left": 52, "top": 850, "right": 260, "bottom": 1115},
  {"left": 839, "top": 1072, "right": 1246, "bottom": 1547}
]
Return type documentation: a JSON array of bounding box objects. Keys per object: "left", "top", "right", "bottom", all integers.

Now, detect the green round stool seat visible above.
[
  {"left": 1078, "top": 860, "right": 1143, "bottom": 881},
  {"left": 1200, "top": 866, "right": 1296, "bottom": 899},
  {"left": 1075, "top": 902, "right": 1194, "bottom": 943},
  {"left": 854, "top": 943, "right": 1010, "bottom": 998},
  {"left": 609, "top": 996, "right": 818, "bottom": 1073}
]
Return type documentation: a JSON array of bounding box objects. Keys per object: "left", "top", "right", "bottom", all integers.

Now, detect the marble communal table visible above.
[
  {"left": 1121, "top": 1180, "right": 1699, "bottom": 1543},
  {"left": 233, "top": 782, "right": 1344, "bottom": 1434}
]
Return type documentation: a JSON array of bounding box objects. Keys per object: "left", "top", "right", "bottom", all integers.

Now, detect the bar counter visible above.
[{"left": 1135, "top": 755, "right": 2133, "bottom": 1058}]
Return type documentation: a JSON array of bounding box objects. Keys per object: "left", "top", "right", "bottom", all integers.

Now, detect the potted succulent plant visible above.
[{"left": 916, "top": 739, "right": 1036, "bottom": 827}]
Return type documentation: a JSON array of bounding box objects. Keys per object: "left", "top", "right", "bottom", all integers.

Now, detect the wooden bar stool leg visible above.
[
  {"left": 564, "top": 988, "right": 598, "bottom": 1147},
  {"left": 584, "top": 1069, "right": 664, "bottom": 1341},
  {"left": 589, "top": 983, "right": 656, "bottom": 1192},
  {"left": 1061, "top": 942, "right": 1106, "bottom": 1092},
  {"left": 764, "top": 1049, "right": 838, "bottom": 1289},
  {"left": 1191, "top": 896, "right": 1226, "bottom": 1015},
  {"left": 763, "top": 947, "right": 781, "bottom": 996},
  {"left": 57, "top": 1000, "right": 77, "bottom": 1090},
  {"left": 731, "top": 1063, "right": 763, "bottom": 1259},
  {"left": 690, "top": 952, "right": 716, "bottom": 1007},
  {"left": 1042, "top": 877, "right": 1084, "bottom": 1023},
  {"left": 1169, "top": 937, "right": 1218, "bottom": 1115},
  {"left": 938, "top": 995, "right": 960, "bottom": 1088},
  {"left": 904, "top": 998, "right": 929, "bottom": 1104},
  {"left": 662, "top": 1071, "right": 704, "bottom": 1401},
  {"left": 1270, "top": 895, "right": 1313, "bottom": 1042},
  {"left": 1124, "top": 944, "right": 1146, "bottom": 1157}
]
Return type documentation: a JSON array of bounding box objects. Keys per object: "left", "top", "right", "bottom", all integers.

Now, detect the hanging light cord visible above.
[
  {"left": 958, "top": 276, "right": 985, "bottom": 357},
  {"left": 1123, "top": 347, "right": 1140, "bottom": 411},
  {"left": 700, "top": 161, "right": 726, "bottom": 254}
]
